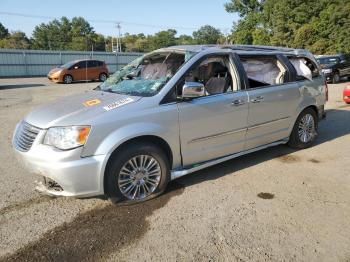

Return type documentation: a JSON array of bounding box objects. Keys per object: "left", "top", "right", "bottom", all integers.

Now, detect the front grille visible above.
[{"left": 14, "top": 121, "right": 41, "bottom": 152}]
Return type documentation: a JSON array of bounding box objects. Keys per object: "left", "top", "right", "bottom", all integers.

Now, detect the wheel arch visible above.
[{"left": 102, "top": 135, "right": 173, "bottom": 194}]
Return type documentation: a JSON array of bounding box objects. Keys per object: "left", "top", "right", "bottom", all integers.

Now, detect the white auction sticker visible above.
[{"left": 103, "top": 97, "right": 134, "bottom": 111}]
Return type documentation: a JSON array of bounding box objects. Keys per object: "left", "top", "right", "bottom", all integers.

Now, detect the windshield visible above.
[
  {"left": 99, "top": 51, "right": 187, "bottom": 97},
  {"left": 60, "top": 61, "right": 78, "bottom": 69},
  {"left": 317, "top": 57, "right": 340, "bottom": 65}
]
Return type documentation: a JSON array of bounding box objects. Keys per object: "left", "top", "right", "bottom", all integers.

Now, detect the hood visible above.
[
  {"left": 25, "top": 91, "right": 142, "bottom": 128},
  {"left": 48, "top": 67, "right": 63, "bottom": 75}
]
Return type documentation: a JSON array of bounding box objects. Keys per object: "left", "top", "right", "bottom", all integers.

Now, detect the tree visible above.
[
  {"left": 177, "top": 35, "right": 195, "bottom": 45},
  {"left": 0, "top": 22, "right": 9, "bottom": 39},
  {"left": 0, "top": 31, "right": 30, "bottom": 49},
  {"left": 225, "top": 0, "right": 350, "bottom": 54},
  {"left": 31, "top": 17, "right": 103, "bottom": 51},
  {"left": 149, "top": 29, "right": 177, "bottom": 50},
  {"left": 225, "top": 0, "right": 263, "bottom": 44},
  {"left": 193, "top": 25, "right": 223, "bottom": 44}
]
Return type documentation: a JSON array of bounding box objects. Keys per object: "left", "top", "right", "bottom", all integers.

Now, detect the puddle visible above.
[
  {"left": 308, "top": 158, "right": 321, "bottom": 163},
  {"left": 257, "top": 192, "right": 274, "bottom": 199},
  {"left": 277, "top": 155, "right": 300, "bottom": 163},
  {"left": 0, "top": 195, "right": 54, "bottom": 216},
  {"left": 2, "top": 181, "right": 184, "bottom": 262}
]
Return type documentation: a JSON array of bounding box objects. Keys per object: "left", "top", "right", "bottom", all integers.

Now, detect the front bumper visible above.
[
  {"left": 47, "top": 74, "right": 62, "bottom": 83},
  {"left": 13, "top": 129, "right": 107, "bottom": 197}
]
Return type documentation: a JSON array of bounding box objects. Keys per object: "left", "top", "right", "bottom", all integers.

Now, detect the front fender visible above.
[{"left": 93, "top": 122, "right": 170, "bottom": 156}]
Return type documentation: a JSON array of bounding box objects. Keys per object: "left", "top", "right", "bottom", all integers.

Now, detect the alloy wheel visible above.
[
  {"left": 298, "top": 113, "right": 315, "bottom": 143},
  {"left": 117, "top": 155, "right": 161, "bottom": 200}
]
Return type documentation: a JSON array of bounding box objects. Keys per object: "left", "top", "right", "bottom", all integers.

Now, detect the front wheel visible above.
[
  {"left": 288, "top": 108, "right": 318, "bottom": 149},
  {"left": 63, "top": 74, "right": 73, "bottom": 84},
  {"left": 105, "top": 142, "right": 170, "bottom": 204}
]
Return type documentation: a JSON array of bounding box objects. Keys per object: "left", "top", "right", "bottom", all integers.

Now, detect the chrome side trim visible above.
[
  {"left": 188, "top": 128, "right": 247, "bottom": 144},
  {"left": 171, "top": 139, "right": 288, "bottom": 180},
  {"left": 247, "top": 116, "right": 290, "bottom": 130}
]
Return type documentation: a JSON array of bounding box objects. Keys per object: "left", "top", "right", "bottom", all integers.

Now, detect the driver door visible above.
[{"left": 177, "top": 54, "right": 249, "bottom": 166}]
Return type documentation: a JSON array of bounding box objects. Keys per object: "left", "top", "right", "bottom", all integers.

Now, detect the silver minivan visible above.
[{"left": 13, "top": 45, "right": 327, "bottom": 203}]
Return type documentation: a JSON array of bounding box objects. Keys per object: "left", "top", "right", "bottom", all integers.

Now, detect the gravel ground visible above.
[{"left": 0, "top": 77, "right": 349, "bottom": 262}]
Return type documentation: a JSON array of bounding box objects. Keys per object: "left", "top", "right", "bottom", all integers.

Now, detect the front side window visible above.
[
  {"left": 181, "top": 55, "right": 234, "bottom": 96},
  {"left": 239, "top": 56, "right": 287, "bottom": 89},
  {"left": 74, "top": 61, "right": 88, "bottom": 69},
  {"left": 99, "top": 52, "right": 186, "bottom": 97}
]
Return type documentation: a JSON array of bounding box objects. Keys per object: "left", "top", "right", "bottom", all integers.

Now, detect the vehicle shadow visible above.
[
  {"left": 0, "top": 84, "right": 46, "bottom": 90},
  {"left": 174, "top": 107, "right": 350, "bottom": 188}
]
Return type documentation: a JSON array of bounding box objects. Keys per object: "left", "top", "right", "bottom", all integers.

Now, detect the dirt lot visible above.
[{"left": 0, "top": 77, "right": 349, "bottom": 262}]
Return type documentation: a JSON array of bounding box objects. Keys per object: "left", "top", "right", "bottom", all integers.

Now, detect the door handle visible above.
[
  {"left": 251, "top": 96, "right": 264, "bottom": 103},
  {"left": 231, "top": 99, "right": 245, "bottom": 106}
]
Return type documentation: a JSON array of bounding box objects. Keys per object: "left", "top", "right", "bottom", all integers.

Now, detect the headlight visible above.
[
  {"left": 43, "top": 126, "right": 90, "bottom": 150},
  {"left": 51, "top": 69, "right": 62, "bottom": 75},
  {"left": 322, "top": 69, "right": 332, "bottom": 74}
]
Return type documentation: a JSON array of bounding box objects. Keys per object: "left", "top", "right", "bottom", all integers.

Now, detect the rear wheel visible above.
[
  {"left": 288, "top": 108, "right": 318, "bottom": 149},
  {"left": 105, "top": 142, "right": 170, "bottom": 204},
  {"left": 63, "top": 74, "right": 73, "bottom": 84},
  {"left": 99, "top": 73, "right": 107, "bottom": 82}
]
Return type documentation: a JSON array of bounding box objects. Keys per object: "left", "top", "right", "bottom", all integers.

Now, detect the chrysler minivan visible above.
[{"left": 13, "top": 45, "right": 327, "bottom": 203}]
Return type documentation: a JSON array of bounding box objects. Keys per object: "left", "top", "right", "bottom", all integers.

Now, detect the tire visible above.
[
  {"left": 288, "top": 108, "right": 318, "bottom": 149},
  {"left": 332, "top": 72, "right": 340, "bottom": 84},
  {"left": 105, "top": 142, "right": 170, "bottom": 204},
  {"left": 63, "top": 74, "right": 73, "bottom": 84},
  {"left": 99, "top": 73, "right": 107, "bottom": 82}
]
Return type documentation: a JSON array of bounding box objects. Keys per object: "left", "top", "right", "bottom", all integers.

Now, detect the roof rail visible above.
[{"left": 222, "top": 45, "right": 297, "bottom": 52}]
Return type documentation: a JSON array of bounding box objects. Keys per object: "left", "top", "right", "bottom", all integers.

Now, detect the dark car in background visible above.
[
  {"left": 47, "top": 59, "right": 109, "bottom": 84},
  {"left": 316, "top": 54, "right": 350, "bottom": 84}
]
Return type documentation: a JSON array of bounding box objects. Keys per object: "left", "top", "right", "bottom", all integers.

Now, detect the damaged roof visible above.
[{"left": 160, "top": 44, "right": 312, "bottom": 58}]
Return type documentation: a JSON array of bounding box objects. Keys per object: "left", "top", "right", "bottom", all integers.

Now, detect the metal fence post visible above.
[{"left": 23, "top": 50, "right": 28, "bottom": 76}]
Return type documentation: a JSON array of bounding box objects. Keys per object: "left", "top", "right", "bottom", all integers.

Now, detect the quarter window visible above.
[{"left": 288, "top": 57, "right": 319, "bottom": 80}]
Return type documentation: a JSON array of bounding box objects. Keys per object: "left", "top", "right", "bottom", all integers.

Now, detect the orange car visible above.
[{"left": 48, "top": 59, "right": 109, "bottom": 84}]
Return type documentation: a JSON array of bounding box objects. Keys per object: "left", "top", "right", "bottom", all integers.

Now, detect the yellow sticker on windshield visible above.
[{"left": 83, "top": 99, "right": 101, "bottom": 107}]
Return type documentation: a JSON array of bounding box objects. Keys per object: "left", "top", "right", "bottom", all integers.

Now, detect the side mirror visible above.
[{"left": 182, "top": 82, "right": 205, "bottom": 99}]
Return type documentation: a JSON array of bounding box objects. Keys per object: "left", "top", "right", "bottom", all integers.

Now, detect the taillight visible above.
[{"left": 325, "top": 81, "right": 328, "bottom": 101}]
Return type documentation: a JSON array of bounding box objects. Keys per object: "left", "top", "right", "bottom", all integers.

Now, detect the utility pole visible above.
[{"left": 116, "top": 22, "right": 122, "bottom": 52}]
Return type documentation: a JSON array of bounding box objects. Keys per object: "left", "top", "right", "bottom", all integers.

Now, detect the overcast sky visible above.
[{"left": 0, "top": 0, "right": 239, "bottom": 37}]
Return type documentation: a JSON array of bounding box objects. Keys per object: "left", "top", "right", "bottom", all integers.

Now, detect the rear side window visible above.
[
  {"left": 288, "top": 57, "right": 319, "bottom": 80},
  {"left": 87, "top": 60, "right": 98, "bottom": 68},
  {"left": 97, "top": 61, "right": 104, "bottom": 67},
  {"left": 239, "top": 56, "right": 287, "bottom": 89}
]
